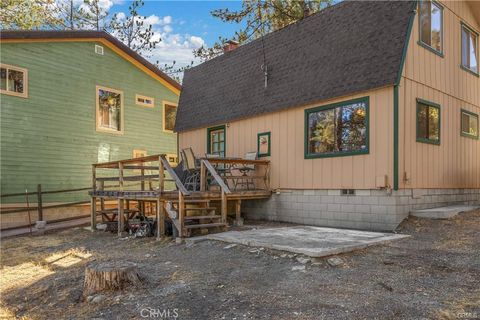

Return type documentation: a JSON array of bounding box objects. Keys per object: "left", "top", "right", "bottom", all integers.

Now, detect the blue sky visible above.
[{"left": 104, "top": 0, "right": 245, "bottom": 68}]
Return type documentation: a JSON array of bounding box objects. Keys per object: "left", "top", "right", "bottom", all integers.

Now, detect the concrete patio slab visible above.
[
  {"left": 202, "top": 226, "right": 410, "bottom": 257},
  {"left": 410, "top": 205, "right": 479, "bottom": 219}
]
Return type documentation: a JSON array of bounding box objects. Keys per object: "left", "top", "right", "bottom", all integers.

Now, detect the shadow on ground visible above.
[{"left": 1, "top": 210, "right": 479, "bottom": 320}]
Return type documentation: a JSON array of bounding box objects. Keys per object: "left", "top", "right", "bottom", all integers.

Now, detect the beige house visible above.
[{"left": 176, "top": 1, "right": 480, "bottom": 230}]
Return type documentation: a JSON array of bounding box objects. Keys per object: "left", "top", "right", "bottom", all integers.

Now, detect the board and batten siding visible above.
[
  {"left": 398, "top": 0, "right": 480, "bottom": 189},
  {"left": 179, "top": 87, "right": 394, "bottom": 190},
  {"left": 0, "top": 41, "right": 178, "bottom": 202}
]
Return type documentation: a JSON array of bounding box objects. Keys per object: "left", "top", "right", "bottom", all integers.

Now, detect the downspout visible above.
[{"left": 393, "top": 2, "right": 417, "bottom": 190}]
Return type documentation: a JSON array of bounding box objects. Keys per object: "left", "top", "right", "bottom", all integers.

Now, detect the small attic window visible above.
[
  {"left": 136, "top": 94, "right": 154, "bottom": 107},
  {"left": 95, "top": 45, "right": 104, "bottom": 55}
]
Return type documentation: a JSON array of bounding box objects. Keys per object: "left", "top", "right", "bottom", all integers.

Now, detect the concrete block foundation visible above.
[{"left": 243, "top": 189, "right": 480, "bottom": 231}]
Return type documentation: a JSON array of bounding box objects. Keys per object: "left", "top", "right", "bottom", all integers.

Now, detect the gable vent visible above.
[{"left": 95, "top": 45, "right": 104, "bottom": 55}]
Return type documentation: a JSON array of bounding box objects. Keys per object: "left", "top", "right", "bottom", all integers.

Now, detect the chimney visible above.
[
  {"left": 223, "top": 40, "right": 239, "bottom": 53},
  {"left": 303, "top": 5, "right": 312, "bottom": 18}
]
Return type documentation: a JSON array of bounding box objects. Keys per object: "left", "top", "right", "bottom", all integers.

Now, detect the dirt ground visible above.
[{"left": 1, "top": 210, "right": 479, "bottom": 320}]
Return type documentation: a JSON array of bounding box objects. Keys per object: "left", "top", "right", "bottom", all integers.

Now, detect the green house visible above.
[{"left": 0, "top": 30, "right": 181, "bottom": 203}]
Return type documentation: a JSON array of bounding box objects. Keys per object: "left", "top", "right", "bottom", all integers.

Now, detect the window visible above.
[
  {"left": 257, "top": 132, "right": 271, "bottom": 157},
  {"left": 207, "top": 125, "right": 226, "bottom": 157},
  {"left": 96, "top": 86, "right": 124, "bottom": 134},
  {"left": 341, "top": 189, "right": 355, "bottom": 196},
  {"left": 133, "top": 149, "right": 147, "bottom": 158},
  {"left": 0, "top": 64, "right": 28, "bottom": 98},
  {"left": 95, "top": 45, "right": 104, "bottom": 55},
  {"left": 418, "top": 1, "right": 443, "bottom": 56},
  {"left": 461, "top": 24, "right": 479, "bottom": 75},
  {"left": 136, "top": 94, "right": 154, "bottom": 107},
  {"left": 416, "top": 99, "right": 440, "bottom": 145},
  {"left": 461, "top": 109, "right": 479, "bottom": 139},
  {"left": 163, "top": 101, "right": 177, "bottom": 132},
  {"left": 166, "top": 153, "right": 179, "bottom": 166},
  {"left": 305, "top": 97, "right": 369, "bottom": 158}
]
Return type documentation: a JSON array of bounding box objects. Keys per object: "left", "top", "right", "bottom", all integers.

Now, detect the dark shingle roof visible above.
[
  {"left": 0, "top": 30, "right": 181, "bottom": 91},
  {"left": 176, "top": 0, "right": 415, "bottom": 132}
]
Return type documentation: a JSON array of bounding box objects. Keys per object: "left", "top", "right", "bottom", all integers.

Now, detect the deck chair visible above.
[
  {"left": 181, "top": 148, "right": 200, "bottom": 191},
  {"left": 234, "top": 151, "right": 257, "bottom": 190}
]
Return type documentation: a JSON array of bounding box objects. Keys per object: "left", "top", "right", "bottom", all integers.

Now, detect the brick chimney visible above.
[{"left": 223, "top": 40, "right": 239, "bottom": 53}]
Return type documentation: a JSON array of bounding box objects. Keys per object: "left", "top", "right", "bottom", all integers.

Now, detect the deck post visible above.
[
  {"left": 119, "top": 162, "right": 124, "bottom": 191},
  {"left": 221, "top": 190, "right": 227, "bottom": 225},
  {"left": 200, "top": 161, "right": 206, "bottom": 192},
  {"left": 118, "top": 198, "right": 124, "bottom": 237},
  {"left": 158, "top": 155, "right": 164, "bottom": 192},
  {"left": 91, "top": 165, "right": 97, "bottom": 231},
  {"left": 235, "top": 199, "right": 243, "bottom": 226},
  {"left": 156, "top": 198, "right": 165, "bottom": 240},
  {"left": 91, "top": 197, "right": 97, "bottom": 231},
  {"left": 178, "top": 191, "right": 184, "bottom": 237},
  {"left": 99, "top": 181, "right": 105, "bottom": 214}
]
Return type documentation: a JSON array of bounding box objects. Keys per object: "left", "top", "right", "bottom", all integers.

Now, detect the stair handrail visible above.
[
  {"left": 201, "top": 159, "right": 232, "bottom": 194},
  {"left": 159, "top": 155, "right": 190, "bottom": 195}
]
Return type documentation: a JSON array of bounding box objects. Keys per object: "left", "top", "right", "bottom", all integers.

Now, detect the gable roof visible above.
[
  {"left": 176, "top": 0, "right": 416, "bottom": 132},
  {"left": 0, "top": 30, "right": 181, "bottom": 94}
]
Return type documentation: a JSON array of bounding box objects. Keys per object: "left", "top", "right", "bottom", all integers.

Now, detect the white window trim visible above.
[
  {"left": 95, "top": 44, "right": 104, "bottom": 55},
  {"left": 162, "top": 100, "right": 178, "bottom": 133},
  {"left": 0, "top": 63, "right": 28, "bottom": 98},
  {"left": 135, "top": 94, "right": 155, "bottom": 108},
  {"left": 95, "top": 85, "right": 124, "bottom": 135}
]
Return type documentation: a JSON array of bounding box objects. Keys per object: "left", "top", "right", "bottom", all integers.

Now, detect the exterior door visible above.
[{"left": 207, "top": 125, "right": 226, "bottom": 157}]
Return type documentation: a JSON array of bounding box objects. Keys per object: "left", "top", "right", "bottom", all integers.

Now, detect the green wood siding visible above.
[{"left": 0, "top": 41, "right": 178, "bottom": 202}]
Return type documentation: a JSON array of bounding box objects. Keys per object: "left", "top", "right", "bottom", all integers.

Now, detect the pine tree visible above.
[{"left": 194, "top": 0, "right": 332, "bottom": 61}]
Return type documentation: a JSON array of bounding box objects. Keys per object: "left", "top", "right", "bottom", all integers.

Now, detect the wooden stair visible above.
[
  {"left": 185, "top": 223, "right": 225, "bottom": 229},
  {"left": 165, "top": 198, "right": 227, "bottom": 237}
]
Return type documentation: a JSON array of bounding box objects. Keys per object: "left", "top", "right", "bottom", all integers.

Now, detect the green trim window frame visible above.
[
  {"left": 416, "top": 98, "right": 441, "bottom": 145},
  {"left": 418, "top": 1, "right": 444, "bottom": 57},
  {"left": 460, "top": 23, "right": 479, "bottom": 76},
  {"left": 460, "top": 109, "right": 479, "bottom": 139},
  {"left": 304, "top": 97, "right": 369, "bottom": 159},
  {"left": 207, "top": 125, "right": 226, "bottom": 157},
  {"left": 257, "top": 132, "right": 271, "bottom": 157}
]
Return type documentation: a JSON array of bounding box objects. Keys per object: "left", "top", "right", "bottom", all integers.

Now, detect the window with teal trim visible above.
[
  {"left": 305, "top": 97, "right": 369, "bottom": 158},
  {"left": 461, "top": 24, "right": 478, "bottom": 75},
  {"left": 461, "top": 110, "right": 479, "bottom": 139},
  {"left": 416, "top": 99, "right": 440, "bottom": 145},
  {"left": 419, "top": 1, "right": 443, "bottom": 55}
]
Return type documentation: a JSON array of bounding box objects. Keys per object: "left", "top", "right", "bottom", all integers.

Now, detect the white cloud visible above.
[
  {"left": 189, "top": 36, "right": 205, "bottom": 48},
  {"left": 150, "top": 32, "right": 206, "bottom": 71},
  {"left": 79, "top": 0, "right": 115, "bottom": 14},
  {"left": 144, "top": 14, "right": 161, "bottom": 26},
  {"left": 162, "top": 16, "right": 172, "bottom": 25},
  {"left": 115, "top": 12, "right": 126, "bottom": 21},
  {"left": 163, "top": 25, "right": 173, "bottom": 33}
]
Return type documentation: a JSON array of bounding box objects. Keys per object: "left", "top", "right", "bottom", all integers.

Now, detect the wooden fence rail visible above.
[{"left": 0, "top": 185, "right": 91, "bottom": 225}]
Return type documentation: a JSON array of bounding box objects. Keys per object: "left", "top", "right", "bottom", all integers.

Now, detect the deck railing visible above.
[
  {"left": 91, "top": 154, "right": 188, "bottom": 235},
  {"left": 199, "top": 158, "right": 271, "bottom": 193},
  {"left": 90, "top": 154, "right": 271, "bottom": 238}
]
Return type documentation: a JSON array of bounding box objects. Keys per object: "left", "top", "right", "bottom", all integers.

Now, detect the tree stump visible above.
[{"left": 83, "top": 261, "right": 142, "bottom": 298}]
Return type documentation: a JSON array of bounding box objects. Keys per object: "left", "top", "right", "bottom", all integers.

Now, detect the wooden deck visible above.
[{"left": 90, "top": 154, "right": 271, "bottom": 238}]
